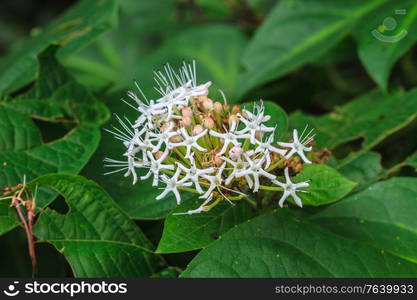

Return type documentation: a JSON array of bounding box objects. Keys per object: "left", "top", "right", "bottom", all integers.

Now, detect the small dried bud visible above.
[
  {"left": 181, "top": 106, "right": 193, "bottom": 118},
  {"left": 192, "top": 124, "right": 204, "bottom": 136},
  {"left": 202, "top": 116, "right": 215, "bottom": 129},
  {"left": 214, "top": 102, "right": 223, "bottom": 114},
  {"left": 229, "top": 146, "right": 243, "bottom": 160},
  {"left": 180, "top": 116, "right": 192, "bottom": 127},
  {"left": 223, "top": 103, "right": 230, "bottom": 112},
  {"left": 155, "top": 151, "right": 165, "bottom": 160},
  {"left": 231, "top": 105, "right": 240, "bottom": 115}
]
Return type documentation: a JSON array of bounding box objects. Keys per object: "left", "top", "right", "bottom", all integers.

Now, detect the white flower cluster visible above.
[{"left": 105, "top": 61, "right": 314, "bottom": 214}]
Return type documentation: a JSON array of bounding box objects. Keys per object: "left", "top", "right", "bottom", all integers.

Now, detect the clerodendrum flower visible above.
[{"left": 105, "top": 61, "right": 318, "bottom": 215}]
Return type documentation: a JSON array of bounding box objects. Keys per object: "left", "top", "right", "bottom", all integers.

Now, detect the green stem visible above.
[{"left": 259, "top": 185, "right": 284, "bottom": 192}]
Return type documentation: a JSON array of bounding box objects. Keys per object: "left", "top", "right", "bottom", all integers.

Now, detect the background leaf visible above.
[
  {"left": 238, "top": 0, "right": 389, "bottom": 97},
  {"left": 32, "top": 174, "right": 164, "bottom": 277},
  {"left": 354, "top": 1, "right": 417, "bottom": 91},
  {"left": 311, "top": 177, "right": 417, "bottom": 263}
]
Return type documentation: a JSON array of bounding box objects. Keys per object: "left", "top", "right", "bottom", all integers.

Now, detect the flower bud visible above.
[
  {"left": 231, "top": 105, "right": 240, "bottom": 115},
  {"left": 229, "top": 146, "right": 243, "bottom": 160},
  {"left": 214, "top": 102, "right": 223, "bottom": 114},
  {"left": 180, "top": 116, "right": 192, "bottom": 127},
  {"left": 255, "top": 130, "right": 264, "bottom": 140},
  {"left": 200, "top": 96, "right": 214, "bottom": 111},
  {"left": 181, "top": 106, "right": 193, "bottom": 118},
  {"left": 192, "top": 124, "right": 204, "bottom": 136},
  {"left": 223, "top": 103, "right": 230, "bottom": 112},
  {"left": 202, "top": 116, "right": 215, "bottom": 129},
  {"left": 155, "top": 151, "right": 164, "bottom": 160}
]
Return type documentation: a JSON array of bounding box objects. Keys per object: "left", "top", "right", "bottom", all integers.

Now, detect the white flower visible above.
[
  {"left": 250, "top": 133, "right": 287, "bottom": 167},
  {"left": 236, "top": 153, "right": 277, "bottom": 192},
  {"left": 141, "top": 150, "right": 174, "bottom": 186},
  {"left": 148, "top": 122, "right": 179, "bottom": 152},
  {"left": 278, "top": 128, "right": 314, "bottom": 164},
  {"left": 272, "top": 167, "right": 309, "bottom": 208},
  {"left": 176, "top": 154, "right": 214, "bottom": 193},
  {"left": 170, "top": 127, "right": 207, "bottom": 158},
  {"left": 236, "top": 102, "right": 275, "bottom": 144},
  {"left": 156, "top": 168, "right": 192, "bottom": 204},
  {"left": 209, "top": 121, "right": 249, "bottom": 155}
]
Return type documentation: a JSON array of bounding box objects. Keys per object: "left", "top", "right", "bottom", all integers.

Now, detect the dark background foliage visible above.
[{"left": 0, "top": 0, "right": 416, "bottom": 278}]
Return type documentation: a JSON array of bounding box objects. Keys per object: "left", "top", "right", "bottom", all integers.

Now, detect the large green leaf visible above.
[
  {"left": 32, "top": 174, "right": 163, "bottom": 277},
  {"left": 354, "top": 1, "right": 417, "bottom": 91},
  {"left": 289, "top": 89, "right": 417, "bottom": 150},
  {"left": 181, "top": 210, "right": 417, "bottom": 277},
  {"left": 0, "top": 116, "right": 100, "bottom": 235},
  {"left": 110, "top": 24, "right": 247, "bottom": 101},
  {"left": 156, "top": 199, "right": 253, "bottom": 254},
  {"left": 0, "top": 0, "right": 118, "bottom": 95},
  {"left": 337, "top": 151, "right": 386, "bottom": 190},
  {"left": 311, "top": 177, "right": 417, "bottom": 263},
  {"left": 294, "top": 164, "right": 356, "bottom": 206},
  {"left": 238, "top": 0, "right": 390, "bottom": 97}
]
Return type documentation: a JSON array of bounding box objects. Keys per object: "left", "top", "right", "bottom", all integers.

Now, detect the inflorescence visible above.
[{"left": 105, "top": 61, "right": 319, "bottom": 214}]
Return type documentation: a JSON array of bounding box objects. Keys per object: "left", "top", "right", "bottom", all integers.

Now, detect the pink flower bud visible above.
[
  {"left": 213, "top": 102, "right": 223, "bottom": 114},
  {"left": 192, "top": 124, "right": 204, "bottom": 136}
]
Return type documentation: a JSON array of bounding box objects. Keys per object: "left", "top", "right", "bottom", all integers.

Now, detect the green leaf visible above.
[
  {"left": 32, "top": 174, "right": 163, "bottom": 277},
  {"left": 354, "top": 1, "right": 417, "bottom": 91},
  {"left": 404, "top": 151, "right": 417, "bottom": 171},
  {"left": 110, "top": 24, "right": 247, "bottom": 101},
  {"left": 0, "top": 0, "right": 118, "bottom": 95},
  {"left": 294, "top": 164, "right": 356, "bottom": 206},
  {"left": 156, "top": 199, "right": 253, "bottom": 254},
  {"left": 242, "top": 101, "right": 288, "bottom": 140},
  {"left": 289, "top": 89, "right": 417, "bottom": 150},
  {"left": 0, "top": 109, "right": 100, "bottom": 235},
  {"left": 238, "top": 0, "right": 390, "bottom": 97},
  {"left": 311, "top": 177, "right": 417, "bottom": 263},
  {"left": 181, "top": 210, "right": 417, "bottom": 277},
  {"left": 10, "top": 46, "right": 110, "bottom": 125},
  {"left": 337, "top": 151, "right": 386, "bottom": 190}
]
